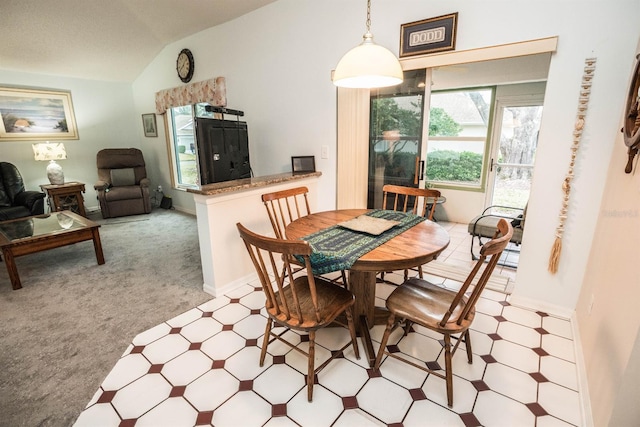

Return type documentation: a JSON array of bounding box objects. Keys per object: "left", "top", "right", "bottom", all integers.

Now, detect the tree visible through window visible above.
[{"left": 426, "top": 87, "right": 494, "bottom": 189}]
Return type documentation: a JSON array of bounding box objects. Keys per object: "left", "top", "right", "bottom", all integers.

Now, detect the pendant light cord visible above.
[{"left": 365, "top": 0, "right": 371, "bottom": 34}]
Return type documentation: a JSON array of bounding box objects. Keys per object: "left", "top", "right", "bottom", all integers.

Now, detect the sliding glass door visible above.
[{"left": 367, "top": 70, "right": 427, "bottom": 209}]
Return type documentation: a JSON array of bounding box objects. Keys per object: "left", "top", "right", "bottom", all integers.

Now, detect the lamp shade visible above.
[
  {"left": 333, "top": 33, "right": 404, "bottom": 89},
  {"left": 32, "top": 142, "right": 67, "bottom": 161},
  {"left": 33, "top": 142, "right": 67, "bottom": 184}
]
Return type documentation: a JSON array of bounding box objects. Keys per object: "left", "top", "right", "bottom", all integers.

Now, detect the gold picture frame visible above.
[
  {"left": 0, "top": 87, "right": 78, "bottom": 141},
  {"left": 400, "top": 12, "right": 458, "bottom": 58}
]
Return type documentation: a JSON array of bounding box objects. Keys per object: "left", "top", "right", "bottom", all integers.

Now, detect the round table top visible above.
[{"left": 285, "top": 209, "right": 450, "bottom": 272}]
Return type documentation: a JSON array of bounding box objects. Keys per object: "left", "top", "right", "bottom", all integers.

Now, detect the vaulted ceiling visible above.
[{"left": 0, "top": 0, "right": 277, "bottom": 82}]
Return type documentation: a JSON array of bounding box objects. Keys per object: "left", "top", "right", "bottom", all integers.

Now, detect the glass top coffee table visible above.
[{"left": 0, "top": 211, "right": 105, "bottom": 290}]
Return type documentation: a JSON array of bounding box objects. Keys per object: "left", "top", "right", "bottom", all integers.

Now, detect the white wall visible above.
[
  {"left": 1, "top": 0, "right": 637, "bottom": 315},
  {"left": 131, "top": 0, "right": 640, "bottom": 314},
  {"left": 0, "top": 70, "right": 139, "bottom": 210},
  {"left": 574, "top": 37, "right": 640, "bottom": 426}
]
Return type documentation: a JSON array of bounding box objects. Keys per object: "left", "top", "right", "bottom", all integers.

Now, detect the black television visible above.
[{"left": 195, "top": 117, "right": 251, "bottom": 185}]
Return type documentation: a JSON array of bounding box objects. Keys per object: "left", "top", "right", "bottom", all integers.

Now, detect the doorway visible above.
[{"left": 486, "top": 96, "right": 544, "bottom": 210}]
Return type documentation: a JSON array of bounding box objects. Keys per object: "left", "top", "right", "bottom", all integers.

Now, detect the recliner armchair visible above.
[
  {"left": 0, "top": 162, "right": 45, "bottom": 221},
  {"left": 94, "top": 148, "right": 151, "bottom": 218}
]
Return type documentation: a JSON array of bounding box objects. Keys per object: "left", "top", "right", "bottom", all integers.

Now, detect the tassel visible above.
[{"left": 548, "top": 237, "right": 562, "bottom": 274}]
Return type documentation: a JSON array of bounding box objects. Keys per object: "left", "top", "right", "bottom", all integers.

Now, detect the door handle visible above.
[
  {"left": 413, "top": 156, "right": 420, "bottom": 185},
  {"left": 419, "top": 160, "right": 425, "bottom": 181}
]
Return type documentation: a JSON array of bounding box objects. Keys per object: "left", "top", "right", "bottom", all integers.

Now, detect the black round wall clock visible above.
[
  {"left": 623, "top": 53, "right": 640, "bottom": 173},
  {"left": 176, "top": 48, "right": 195, "bottom": 83}
]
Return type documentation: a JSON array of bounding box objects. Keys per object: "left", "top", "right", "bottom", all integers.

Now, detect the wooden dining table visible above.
[{"left": 285, "top": 208, "right": 450, "bottom": 366}]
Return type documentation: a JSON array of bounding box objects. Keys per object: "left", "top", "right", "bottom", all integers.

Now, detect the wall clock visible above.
[
  {"left": 623, "top": 53, "right": 640, "bottom": 173},
  {"left": 176, "top": 48, "right": 194, "bottom": 83}
]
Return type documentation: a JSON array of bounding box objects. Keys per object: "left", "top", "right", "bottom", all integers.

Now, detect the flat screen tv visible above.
[{"left": 195, "top": 117, "right": 251, "bottom": 185}]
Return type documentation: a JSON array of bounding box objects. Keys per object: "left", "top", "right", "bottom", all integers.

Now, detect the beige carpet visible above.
[
  {"left": 422, "top": 260, "right": 512, "bottom": 294},
  {"left": 0, "top": 209, "right": 213, "bottom": 427}
]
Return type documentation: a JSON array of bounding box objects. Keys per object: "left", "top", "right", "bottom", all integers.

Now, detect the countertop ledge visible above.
[{"left": 186, "top": 172, "right": 322, "bottom": 196}]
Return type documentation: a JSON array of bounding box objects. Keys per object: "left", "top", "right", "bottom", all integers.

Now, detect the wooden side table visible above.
[{"left": 40, "top": 182, "right": 87, "bottom": 217}]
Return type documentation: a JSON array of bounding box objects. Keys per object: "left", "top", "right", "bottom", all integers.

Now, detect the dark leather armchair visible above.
[
  {"left": 94, "top": 148, "right": 151, "bottom": 218},
  {"left": 0, "top": 162, "right": 45, "bottom": 221}
]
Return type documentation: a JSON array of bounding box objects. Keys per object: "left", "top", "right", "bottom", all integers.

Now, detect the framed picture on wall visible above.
[
  {"left": 142, "top": 113, "right": 157, "bottom": 137},
  {"left": 400, "top": 12, "right": 458, "bottom": 58},
  {"left": 0, "top": 87, "right": 79, "bottom": 141}
]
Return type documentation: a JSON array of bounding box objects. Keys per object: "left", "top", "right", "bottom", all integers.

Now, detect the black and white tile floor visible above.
[{"left": 75, "top": 223, "right": 582, "bottom": 426}]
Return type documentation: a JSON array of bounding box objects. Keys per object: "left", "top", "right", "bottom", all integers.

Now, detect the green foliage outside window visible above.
[
  {"left": 371, "top": 96, "right": 486, "bottom": 185},
  {"left": 428, "top": 107, "right": 462, "bottom": 136},
  {"left": 426, "top": 150, "right": 483, "bottom": 183}
]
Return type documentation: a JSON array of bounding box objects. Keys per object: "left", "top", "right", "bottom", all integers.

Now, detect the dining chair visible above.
[
  {"left": 381, "top": 184, "right": 442, "bottom": 281},
  {"left": 382, "top": 184, "right": 441, "bottom": 221},
  {"left": 261, "top": 186, "right": 348, "bottom": 287},
  {"left": 236, "top": 222, "right": 360, "bottom": 401},
  {"left": 374, "top": 218, "right": 513, "bottom": 407}
]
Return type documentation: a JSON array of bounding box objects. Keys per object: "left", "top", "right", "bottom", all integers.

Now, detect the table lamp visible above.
[{"left": 32, "top": 142, "right": 67, "bottom": 185}]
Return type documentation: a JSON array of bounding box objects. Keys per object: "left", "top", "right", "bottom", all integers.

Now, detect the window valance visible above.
[{"left": 155, "top": 77, "right": 227, "bottom": 114}]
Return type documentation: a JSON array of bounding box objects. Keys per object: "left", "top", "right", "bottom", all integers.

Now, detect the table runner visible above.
[{"left": 296, "top": 210, "right": 426, "bottom": 274}]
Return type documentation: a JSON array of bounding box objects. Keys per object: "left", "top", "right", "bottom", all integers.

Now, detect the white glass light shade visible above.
[{"left": 333, "top": 33, "right": 403, "bottom": 89}]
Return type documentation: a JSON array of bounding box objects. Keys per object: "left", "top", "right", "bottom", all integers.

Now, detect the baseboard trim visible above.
[
  {"left": 507, "top": 294, "right": 574, "bottom": 319},
  {"left": 571, "top": 311, "right": 594, "bottom": 427},
  {"left": 202, "top": 272, "right": 257, "bottom": 297}
]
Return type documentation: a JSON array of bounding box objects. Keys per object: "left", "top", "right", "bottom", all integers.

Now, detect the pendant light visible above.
[{"left": 332, "top": 0, "right": 403, "bottom": 89}]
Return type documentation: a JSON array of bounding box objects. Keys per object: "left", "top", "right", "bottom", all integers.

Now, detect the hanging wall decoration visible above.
[
  {"left": 622, "top": 54, "right": 640, "bottom": 173},
  {"left": 548, "top": 58, "right": 597, "bottom": 274},
  {"left": 0, "top": 87, "right": 79, "bottom": 141}
]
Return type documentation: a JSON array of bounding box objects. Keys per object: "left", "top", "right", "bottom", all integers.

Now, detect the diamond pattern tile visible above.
[{"left": 75, "top": 240, "right": 584, "bottom": 427}]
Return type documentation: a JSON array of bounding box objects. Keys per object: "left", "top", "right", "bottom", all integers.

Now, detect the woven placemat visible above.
[{"left": 297, "top": 210, "right": 425, "bottom": 274}]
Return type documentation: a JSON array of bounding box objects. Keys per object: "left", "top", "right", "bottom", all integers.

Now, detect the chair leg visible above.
[
  {"left": 403, "top": 320, "right": 413, "bottom": 336},
  {"left": 345, "top": 307, "right": 360, "bottom": 359},
  {"left": 470, "top": 235, "right": 480, "bottom": 260},
  {"left": 259, "top": 318, "right": 273, "bottom": 366},
  {"left": 307, "top": 330, "right": 316, "bottom": 402},
  {"left": 341, "top": 270, "right": 348, "bottom": 288},
  {"left": 418, "top": 265, "right": 424, "bottom": 279},
  {"left": 444, "top": 334, "right": 454, "bottom": 407},
  {"left": 464, "top": 330, "right": 473, "bottom": 363},
  {"left": 374, "top": 313, "right": 396, "bottom": 369}
]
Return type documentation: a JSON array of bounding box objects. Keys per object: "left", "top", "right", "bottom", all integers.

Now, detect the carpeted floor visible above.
[{"left": 0, "top": 208, "right": 213, "bottom": 427}]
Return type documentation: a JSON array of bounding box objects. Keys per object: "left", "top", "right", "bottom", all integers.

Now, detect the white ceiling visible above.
[{"left": 0, "top": 0, "right": 277, "bottom": 82}]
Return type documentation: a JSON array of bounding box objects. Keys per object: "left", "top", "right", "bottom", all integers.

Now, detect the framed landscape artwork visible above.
[{"left": 0, "top": 87, "right": 79, "bottom": 141}]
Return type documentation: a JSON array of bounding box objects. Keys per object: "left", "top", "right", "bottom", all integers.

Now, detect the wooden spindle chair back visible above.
[
  {"left": 237, "top": 223, "right": 360, "bottom": 401},
  {"left": 261, "top": 186, "right": 311, "bottom": 239},
  {"left": 382, "top": 184, "right": 441, "bottom": 221},
  {"left": 261, "top": 186, "right": 348, "bottom": 287},
  {"left": 380, "top": 184, "right": 442, "bottom": 281}
]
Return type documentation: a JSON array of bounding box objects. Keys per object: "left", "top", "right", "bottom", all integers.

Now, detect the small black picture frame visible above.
[{"left": 291, "top": 156, "right": 316, "bottom": 174}]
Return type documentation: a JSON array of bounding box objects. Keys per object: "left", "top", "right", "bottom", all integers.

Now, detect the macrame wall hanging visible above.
[{"left": 548, "top": 58, "right": 597, "bottom": 274}]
